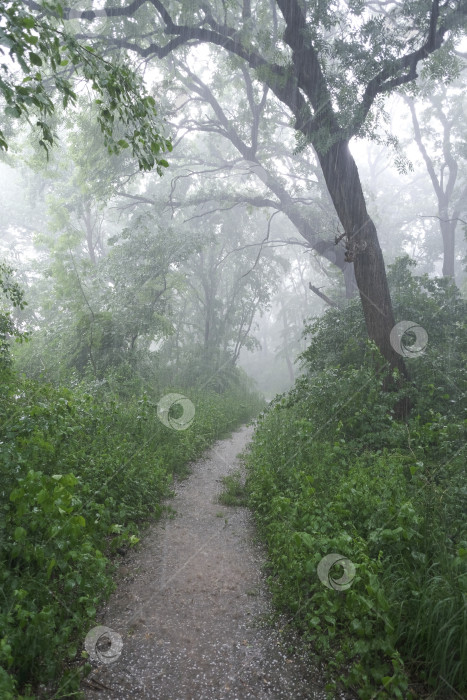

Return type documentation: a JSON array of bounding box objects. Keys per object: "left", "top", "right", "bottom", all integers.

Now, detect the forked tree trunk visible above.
[
  {"left": 317, "top": 140, "right": 408, "bottom": 378},
  {"left": 277, "top": 2, "right": 408, "bottom": 380}
]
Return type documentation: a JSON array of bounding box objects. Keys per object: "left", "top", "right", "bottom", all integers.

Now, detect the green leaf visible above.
[
  {"left": 20, "top": 17, "right": 36, "bottom": 29},
  {"left": 29, "top": 52, "right": 43, "bottom": 67},
  {"left": 46, "top": 558, "right": 56, "bottom": 579},
  {"left": 4, "top": 105, "right": 21, "bottom": 118},
  {"left": 14, "top": 526, "right": 27, "bottom": 542},
  {"left": 294, "top": 531, "right": 314, "bottom": 548}
]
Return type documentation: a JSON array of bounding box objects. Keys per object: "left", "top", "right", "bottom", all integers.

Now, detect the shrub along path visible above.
[{"left": 82, "top": 425, "right": 338, "bottom": 700}]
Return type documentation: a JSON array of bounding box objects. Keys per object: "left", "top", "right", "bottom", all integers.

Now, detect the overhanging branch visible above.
[{"left": 356, "top": 0, "right": 467, "bottom": 134}]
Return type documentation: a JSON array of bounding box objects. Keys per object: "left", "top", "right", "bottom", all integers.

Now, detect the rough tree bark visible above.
[
  {"left": 316, "top": 140, "right": 406, "bottom": 373},
  {"left": 278, "top": 0, "right": 408, "bottom": 375},
  {"left": 440, "top": 212, "right": 457, "bottom": 277}
]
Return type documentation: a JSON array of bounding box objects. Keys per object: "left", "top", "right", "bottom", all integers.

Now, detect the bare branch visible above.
[
  {"left": 404, "top": 95, "right": 443, "bottom": 199},
  {"left": 308, "top": 282, "right": 339, "bottom": 308},
  {"left": 419, "top": 214, "right": 467, "bottom": 225}
]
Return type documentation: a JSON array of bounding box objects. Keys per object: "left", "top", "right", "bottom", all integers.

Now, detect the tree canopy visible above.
[
  {"left": 0, "top": 0, "right": 171, "bottom": 170},
  {"left": 44, "top": 0, "right": 467, "bottom": 377}
]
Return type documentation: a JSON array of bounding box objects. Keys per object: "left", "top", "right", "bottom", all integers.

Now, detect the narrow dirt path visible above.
[{"left": 82, "top": 425, "right": 330, "bottom": 699}]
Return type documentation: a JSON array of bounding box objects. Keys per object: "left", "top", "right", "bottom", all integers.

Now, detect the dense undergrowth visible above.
[
  {"left": 245, "top": 259, "right": 467, "bottom": 699},
  {"left": 0, "top": 364, "right": 263, "bottom": 698}
]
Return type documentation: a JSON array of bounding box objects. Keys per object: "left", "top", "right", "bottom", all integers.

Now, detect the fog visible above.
[
  {"left": 1, "top": 1, "right": 466, "bottom": 698},
  {"left": 2, "top": 77, "right": 465, "bottom": 393}
]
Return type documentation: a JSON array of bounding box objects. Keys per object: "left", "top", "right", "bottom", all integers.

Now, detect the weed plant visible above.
[{"left": 218, "top": 469, "right": 248, "bottom": 507}]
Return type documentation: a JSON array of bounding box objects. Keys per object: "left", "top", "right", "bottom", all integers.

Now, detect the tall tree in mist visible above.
[
  {"left": 57, "top": 0, "right": 467, "bottom": 378},
  {"left": 403, "top": 84, "right": 467, "bottom": 279}
]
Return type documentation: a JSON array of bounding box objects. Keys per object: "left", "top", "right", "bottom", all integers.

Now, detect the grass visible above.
[{"left": 217, "top": 469, "right": 248, "bottom": 507}]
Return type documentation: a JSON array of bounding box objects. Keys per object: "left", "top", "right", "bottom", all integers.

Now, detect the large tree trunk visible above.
[
  {"left": 439, "top": 209, "right": 456, "bottom": 278},
  {"left": 317, "top": 140, "right": 408, "bottom": 378},
  {"left": 275, "top": 0, "right": 408, "bottom": 379},
  {"left": 280, "top": 301, "right": 295, "bottom": 383}
]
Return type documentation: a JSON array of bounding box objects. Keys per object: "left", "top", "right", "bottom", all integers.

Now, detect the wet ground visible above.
[{"left": 81, "top": 425, "right": 340, "bottom": 700}]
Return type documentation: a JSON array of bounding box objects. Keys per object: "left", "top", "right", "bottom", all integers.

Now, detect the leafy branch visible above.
[{"left": 0, "top": 1, "right": 171, "bottom": 171}]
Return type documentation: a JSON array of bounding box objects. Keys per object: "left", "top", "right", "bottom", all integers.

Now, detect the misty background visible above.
[{"left": 1, "top": 45, "right": 466, "bottom": 397}]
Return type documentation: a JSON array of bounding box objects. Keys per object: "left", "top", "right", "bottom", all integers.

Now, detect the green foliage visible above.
[
  {"left": 218, "top": 469, "right": 248, "bottom": 507},
  {"left": 301, "top": 256, "right": 467, "bottom": 427},
  {"left": 245, "top": 259, "right": 466, "bottom": 698},
  {"left": 0, "top": 261, "right": 28, "bottom": 372},
  {"left": 0, "top": 1, "right": 171, "bottom": 170},
  {"left": 0, "top": 367, "right": 263, "bottom": 697},
  {"left": 12, "top": 207, "right": 197, "bottom": 381},
  {"left": 174, "top": 350, "right": 247, "bottom": 393}
]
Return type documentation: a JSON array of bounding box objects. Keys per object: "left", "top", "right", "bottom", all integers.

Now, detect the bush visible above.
[
  {"left": 0, "top": 370, "right": 264, "bottom": 698},
  {"left": 245, "top": 259, "right": 467, "bottom": 698}
]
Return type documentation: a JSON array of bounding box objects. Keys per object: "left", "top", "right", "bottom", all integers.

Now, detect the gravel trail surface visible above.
[{"left": 82, "top": 425, "right": 331, "bottom": 700}]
